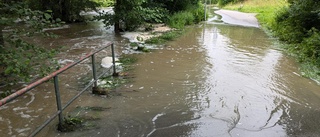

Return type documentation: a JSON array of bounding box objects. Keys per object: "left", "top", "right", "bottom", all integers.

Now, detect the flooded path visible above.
[{"left": 1, "top": 9, "right": 320, "bottom": 137}]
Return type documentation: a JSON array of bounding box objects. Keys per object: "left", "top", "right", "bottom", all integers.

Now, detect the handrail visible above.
[{"left": 0, "top": 42, "right": 116, "bottom": 136}]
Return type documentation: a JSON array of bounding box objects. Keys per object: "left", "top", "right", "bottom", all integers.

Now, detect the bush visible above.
[
  {"left": 28, "top": 0, "right": 100, "bottom": 22},
  {"left": 271, "top": 0, "right": 320, "bottom": 79},
  {"left": 272, "top": 0, "right": 320, "bottom": 66},
  {"left": 189, "top": 2, "right": 206, "bottom": 23},
  {"left": 272, "top": 0, "right": 320, "bottom": 42},
  {"left": 166, "top": 2, "right": 205, "bottom": 29},
  {"left": 167, "top": 11, "right": 194, "bottom": 29},
  {"left": 155, "top": 0, "right": 200, "bottom": 13},
  {"left": 93, "top": 0, "right": 114, "bottom": 7},
  {"left": 300, "top": 28, "right": 320, "bottom": 64},
  {"left": 218, "top": 0, "right": 244, "bottom": 6}
]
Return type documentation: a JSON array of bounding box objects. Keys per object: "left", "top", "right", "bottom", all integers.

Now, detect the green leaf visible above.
[
  {"left": 4, "top": 66, "right": 13, "bottom": 74},
  {"left": 44, "top": 13, "right": 51, "bottom": 20},
  {"left": 56, "top": 18, "right": 61, "bottom": 22}
]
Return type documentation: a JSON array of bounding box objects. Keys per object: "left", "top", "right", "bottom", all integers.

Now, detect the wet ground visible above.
[{"left": 1, "top": 9, "right": 320, "bottom": 137}]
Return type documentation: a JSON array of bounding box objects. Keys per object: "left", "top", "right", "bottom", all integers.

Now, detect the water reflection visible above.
[{"left": 185, "top": 24, "right": 320, "bottom": 136}]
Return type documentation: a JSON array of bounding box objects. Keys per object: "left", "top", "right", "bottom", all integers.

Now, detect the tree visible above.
[
  {"left": 0, "top": 26, "right": 3, "bottom": 47},
  {"left": 97, "top": 0, "right": 205, "bottom": 33},
  {"left": 0, "top": 1, "right": 62, "bottom": 95},
  {"left": 28, "top": 0, "right": 100, "bottom": 22},
  {"left": 97, "top": 0, "right": 167, "bottom": 33}
]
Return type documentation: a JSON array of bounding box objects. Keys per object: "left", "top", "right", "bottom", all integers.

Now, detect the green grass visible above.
[
  {"left": 223, "top": 0, "right": 288, "bottom": 29},
  {"left": 145, "top": 30, "right": 182, "bottom": 44}
]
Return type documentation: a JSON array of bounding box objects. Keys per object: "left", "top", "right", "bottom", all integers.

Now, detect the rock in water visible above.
[{"left": 92, "top": 87, "right": 109, "bottom": 96}]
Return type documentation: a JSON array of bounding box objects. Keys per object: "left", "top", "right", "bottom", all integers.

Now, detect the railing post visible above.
[
  {"left": 91, "top": 54, "right": 97, "bottom": 87},
  {"left": 204, "top": 0, "right": 207, "bottom": 21},
  {"left": 53, "top": 76, "right": 63, "bottom": 129},
  {"left": 111, "top": 43, "right": 117, "bottom": 76}
]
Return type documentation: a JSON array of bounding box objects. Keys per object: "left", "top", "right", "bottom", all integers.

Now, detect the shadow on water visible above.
[{"left": 1, "top": 11, "right": 320, "bottom": 137}]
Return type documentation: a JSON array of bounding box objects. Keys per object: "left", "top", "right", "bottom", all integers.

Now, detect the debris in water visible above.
[{"left": 101, "top": 57, "right": 120, "bottom": 68}]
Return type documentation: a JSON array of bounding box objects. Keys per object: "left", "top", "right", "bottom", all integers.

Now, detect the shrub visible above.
[
  {"left": 218, "top": 0, "right": 244, "bottom": 6},
  {"left": 145, "top": 31, "right": 182, "bottom": 44},
  {"left": 300, "top": 28, "right": 320, "bottom": 64},
  {"left": 272, "top": 0, "right": 320, "bottom": 43},
  {"left": 93, "top": 0, "right": 114, "bottom": 7},
  {"left": 166, "top": 1, "right": 205, "bottom": 29},
  {"left": 167, "top": 11, "right": 194, "bottom": 29},
  {"left": 189, "top": 2, "right": 206, "bottom": 23},
  {"left": 272, "top": 0, "right": 320, "bottom": 68}
]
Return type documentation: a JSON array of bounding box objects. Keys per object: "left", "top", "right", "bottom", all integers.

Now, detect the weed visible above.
[
  {"left": 167, "top": 11, "right": 194, "bottom": 29},
  {"left": 58, "top": 116, "right": 83, "bottom": 132},
  {"left": 145, "top": 30, "right": 182, "bottom": 44}
]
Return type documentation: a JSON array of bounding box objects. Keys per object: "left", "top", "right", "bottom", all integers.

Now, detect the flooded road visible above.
[{"left": 1, "top": 10, "right": 320, "bottom": 137}]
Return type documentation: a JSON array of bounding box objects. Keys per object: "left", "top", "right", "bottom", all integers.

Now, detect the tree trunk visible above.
[
  {"left": 114, "top": 0, "right": 121, "bottom": 34},
  {"left": 0, "top": 26, "right": 4, "bottom": 49},
  {"left": 0, "top": 25, "right": 4, "bottom": 75}
]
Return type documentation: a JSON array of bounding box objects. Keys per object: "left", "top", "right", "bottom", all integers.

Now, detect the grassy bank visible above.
[{"left": 223, "top": 0, "right": 287, "bottom": 29}]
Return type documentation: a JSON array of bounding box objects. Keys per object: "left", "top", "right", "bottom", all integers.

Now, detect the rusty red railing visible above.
[{"left": 0, "top": 42, "right": 116, "bottom": 137}]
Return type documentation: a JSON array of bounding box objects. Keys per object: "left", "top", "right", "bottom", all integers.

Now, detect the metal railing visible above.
[{"left": 0, "top": 42, "right": 116, "bottom": 137}]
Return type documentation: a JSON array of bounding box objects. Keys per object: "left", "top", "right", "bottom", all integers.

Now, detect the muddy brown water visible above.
[{"left": 1, "top": 12, "right": 320, "bottom": 137}]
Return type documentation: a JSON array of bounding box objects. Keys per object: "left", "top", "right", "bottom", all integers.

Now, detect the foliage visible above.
[
  {"left": 118, "top": 55, "right": 137, "bottom": 72},
  {"left": 167, "top": 2, "right": 205, "bottom": 29},
  {"left": 300, "top": 29, "right": 320, "bottom": 64},
  {"left": 28, "top": 0, "right": 100, "bottom": 22},
  {"left": 98, "top": 76, "right": 128, "bottom": 89},
  {"left": 95, "top": 0, "right": 168, "bottom": 31},
  {"left": 273, "top": 0, "right": 320, "bottom": 43},
  {"left": 141, "top": 7, "right": 169, "bottom": 24},
  {"left": 210, "top": 0, "right": 219, "bottom": 4},
  {"left": 119, "top": 55, "right": 137, "bottom": 65},
  {"left": 59, "top": 116, "right": 83, "bottom": 132},
  {"left": 96, "top": 0, "right": 204, "bottom": 32},
  {"left": 93, "top": 0, "right": 114, "bottom": 7},
  {"left": 200, "top": 0, "right": 218, "bottom": 4},
  {"left": 0, "top": 1, "right": 61, "bottom": 92},
  {"left": 145, "top": 30, "right": 182, "bottom": 44},
  {"left": 190, "top": 2, "right": 206, "bottom": 23},
  {"left": 218, "top": 0, "right": 244, "bottom": 6},
  {"left": 271, "top": 0, "right": 320, "bottom": 78},
  {"left": 167, "top": 11, "right": 194, "bottom": 29},
  {"left": 153, "top": 0, "right": 201, "bottom": 13}
]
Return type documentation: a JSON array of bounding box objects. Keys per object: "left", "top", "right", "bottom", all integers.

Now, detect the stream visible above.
[{"left": 1, "top": 9, "right": 320, "bottom": 137}]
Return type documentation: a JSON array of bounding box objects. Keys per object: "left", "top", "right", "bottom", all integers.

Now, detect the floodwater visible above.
[{"left": 1, "top": 10, "right": 320, "bottom": 137}]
